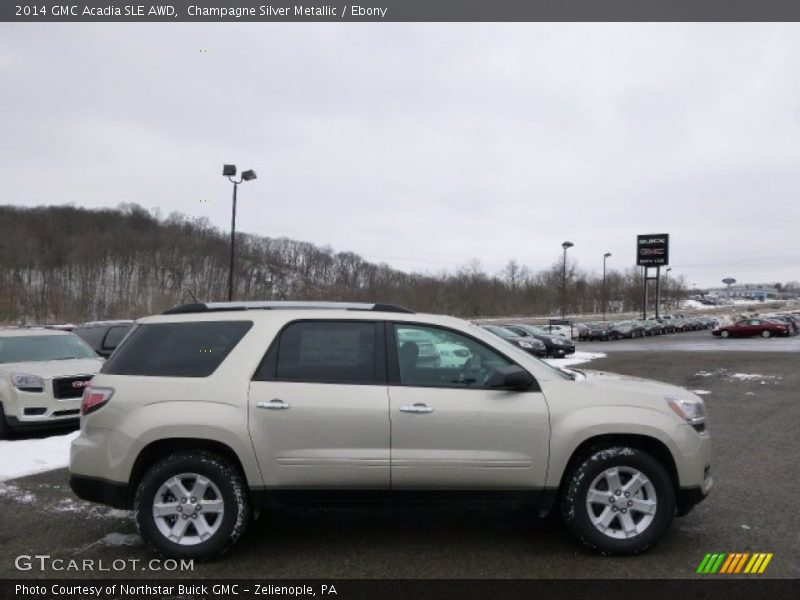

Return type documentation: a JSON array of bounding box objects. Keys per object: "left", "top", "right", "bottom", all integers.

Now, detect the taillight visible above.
[{"left": 81, "top": 386, "right": 114, "bottom": 415}]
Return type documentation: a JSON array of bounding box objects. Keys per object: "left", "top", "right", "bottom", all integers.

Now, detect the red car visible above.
[{"left": 712, "top": 318, "right": 791, "bottom": 338}]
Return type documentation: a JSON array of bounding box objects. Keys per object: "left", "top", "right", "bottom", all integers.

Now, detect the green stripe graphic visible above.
[
  {"left": 697, "top": 554, "right": 713, "bottom": 573},
  {"left": 709, "top": 553, "right": 726, "bottom": 573}
]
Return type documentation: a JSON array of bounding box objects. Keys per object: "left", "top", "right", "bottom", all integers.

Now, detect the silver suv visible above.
[
  {"left": 0, "top": 328, "right": 103, "bottom": 437},
  {"left": 70, "top": 302, "right": 712, "bottom": 560}
]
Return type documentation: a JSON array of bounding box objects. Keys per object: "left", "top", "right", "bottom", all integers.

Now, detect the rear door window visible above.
[
  {"left": 102, "top": 321, "right": 252, "bottom": 377},
  {"left": 256, "top": 321, "right": 381, "bottom": 384}
]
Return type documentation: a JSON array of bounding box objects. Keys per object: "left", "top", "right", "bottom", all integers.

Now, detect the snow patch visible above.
[
  {"left": 0, "top": 430, "right": 78, "bottom": 482},
  {"left": 102, "top": 533, "right": 141, "bottom": 547},
  {"left": 729, "top": 373, "right": 773, "bottom": 381},
  {"left": 545, "top": 351, "right": 606, "bottom": 368},
  {"left": 0, "top": 483, "right": 36, "bottom": 505}
]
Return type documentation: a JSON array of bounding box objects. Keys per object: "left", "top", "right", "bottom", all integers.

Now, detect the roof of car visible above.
[
  {"left": 162, "top": 301, "right": 415, "bottom": 315},
  {"left": 0, "top": 327, "right": 73, "bottom": 338}
]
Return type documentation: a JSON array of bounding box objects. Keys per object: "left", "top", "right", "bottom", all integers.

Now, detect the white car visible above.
[
  {"left": 0, "top": 328, "right": 104, "bottom": 437},
  {"left": 70, "top": 302, "right": 712, "bottom": 560}
]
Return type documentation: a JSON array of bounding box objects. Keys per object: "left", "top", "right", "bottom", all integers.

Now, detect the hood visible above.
[
  {"left": 0, "top": 357, "right": 104, "bottom": 379},
  {"left": 579, "top": 369, "right": 698, "bottom": 404}
]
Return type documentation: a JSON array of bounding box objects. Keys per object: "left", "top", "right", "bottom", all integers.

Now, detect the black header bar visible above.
[{"left": 5, "top": 1, "right": 800, "bottom": 23}]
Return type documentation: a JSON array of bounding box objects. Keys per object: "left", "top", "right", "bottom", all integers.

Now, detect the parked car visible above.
[
  {"left": 764, "top": 314, "right": 799, "bottom": 334},
  {"left": 72, "top": 320, "right": 134, "bottom": 358},
  {"left": 655, "top": 317, "right": 676, "bottom": 334},
  {"left": 609, "top": 321, "right": 645, "bottom": 340},
  {"left": 638, "top": 319, "right": 665, "bottom": 336},
  {"left": 499, "top": 324, "right": 576, "bottom": 358},
  {"left": 587, "top": 322, "right": 613, "bottom": 341},
  {"left": 0, "top": 328, "right": 104, "bottom": 437},
  {"left": 542, "top": 324, "right": 573, "bottom": 339},
  {"left": 481, "top": 325, "right": 548, "bottom": 358},
  {"left": 71, "top": 301, "right": 712, "bottom": 559},
  {"left": 575, "top": 322, "right": 591, "bottom": 341},
  {"left": 712, "top": 318, "right": 791, "bottom": 338}
]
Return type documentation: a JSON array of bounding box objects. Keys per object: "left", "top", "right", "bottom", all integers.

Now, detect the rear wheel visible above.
[
  {"left": 761, "top": 330, "right": 771, "bottom": 338},
  {"left": 561, "top": 446, "right": 675, "bottom": 555},
  {"left": 135, "top": 451, "right": 251, "bottom": 560}
]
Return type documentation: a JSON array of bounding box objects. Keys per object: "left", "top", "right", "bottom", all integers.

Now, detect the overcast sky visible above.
[{"left": 2, "top": 23, "right": 799, "bottom": 287}]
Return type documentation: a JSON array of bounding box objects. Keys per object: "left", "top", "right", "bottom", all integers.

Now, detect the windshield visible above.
[{"left": 0, "top": 335, "right": 98, "bottom": 364}]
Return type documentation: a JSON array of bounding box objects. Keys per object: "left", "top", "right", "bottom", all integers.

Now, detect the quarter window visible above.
[{"left": 101, "top": 321, "right": 252, "bottom": 377}]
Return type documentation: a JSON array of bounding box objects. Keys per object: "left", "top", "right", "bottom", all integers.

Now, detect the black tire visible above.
[
  {"left": 761, "top": 330, "right": 771, "bottom": 338},
  {"left": 134, "top": 451, "right": 250, "bottom": 561},
  {"left": 561, "top": 446, "right": 675, "bottom": 555},
  {"left": 0, "top": 403, "right": 12, "bottom": 440}
]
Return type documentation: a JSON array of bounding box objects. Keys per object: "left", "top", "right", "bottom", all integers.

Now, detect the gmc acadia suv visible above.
[
  {"left": 0, "top": 328, "right": 103, "bottom": 437},
  {"left": 70, "top": 301, "right": 713, "bottom": 560}
]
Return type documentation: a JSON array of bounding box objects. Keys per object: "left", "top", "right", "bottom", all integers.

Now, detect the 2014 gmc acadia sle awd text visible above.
[{"left": 69, "top": 301, "right": 713, "bottom": 560}]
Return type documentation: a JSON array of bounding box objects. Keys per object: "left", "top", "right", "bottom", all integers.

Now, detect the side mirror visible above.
[{"left": 487, "top": 365, "right": 535, "bottom": 390}]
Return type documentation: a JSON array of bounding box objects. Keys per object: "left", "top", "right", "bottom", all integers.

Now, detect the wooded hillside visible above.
[{"left": 0, "top": 204, "right": 682, "bottom": 323}]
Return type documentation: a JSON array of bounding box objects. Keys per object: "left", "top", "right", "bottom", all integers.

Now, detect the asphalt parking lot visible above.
[{"left": 1, "top": 331, "right": 798, "bottom": 579}]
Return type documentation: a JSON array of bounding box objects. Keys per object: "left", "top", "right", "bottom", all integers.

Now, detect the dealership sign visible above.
[{"left": 636, "top": 233, "right": 670, "bottom": 266}]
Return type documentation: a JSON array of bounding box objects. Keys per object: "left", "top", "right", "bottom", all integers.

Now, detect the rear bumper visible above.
[{"left": 69, "top": 473, "right": 130, "bottom": 510}]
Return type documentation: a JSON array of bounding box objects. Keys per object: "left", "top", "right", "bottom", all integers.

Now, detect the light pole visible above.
[
  {"left": 561, "top": 241, "right": 574, "bottom": 318},
  {"left": 663, "top": 267, "right": 672, "bottom": 311},
  {"left": 603, "top": 252, "right": 612, "bottom": 321},
  {"left": 223, "top": 164, "right": 257, "bottom": 302}
]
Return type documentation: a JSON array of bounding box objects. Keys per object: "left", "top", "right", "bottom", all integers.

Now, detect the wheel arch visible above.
[
  {"left": 556, "top": 433, "right": 679, "bottom": 498},
  {"left": 127, "top": 438, "right": 248, "bottom": 507}
]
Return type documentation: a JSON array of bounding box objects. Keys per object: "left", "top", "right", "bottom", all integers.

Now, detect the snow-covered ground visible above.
[{"left": 0, "top": 430, "right": 78, "bottom": 482}]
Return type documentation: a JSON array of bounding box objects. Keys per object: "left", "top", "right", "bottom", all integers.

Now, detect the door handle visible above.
[
  {"left": 399, "top": 403, "right": 434, "bottom": 414},
  {"left": 257, "top": 399, "right": 291, "bottom": 410}
]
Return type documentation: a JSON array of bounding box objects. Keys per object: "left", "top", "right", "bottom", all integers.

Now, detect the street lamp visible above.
[
  {"left": 603, "top": 252, "right": 612, "bottom": 321},
  {"left": 223, "top": 164, "right": 257, "bottom": 302},
  {"left": 561, "top": 241, "right": 574, "bottom": 318}
]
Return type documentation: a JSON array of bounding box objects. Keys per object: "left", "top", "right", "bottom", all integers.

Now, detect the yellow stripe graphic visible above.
[
  {"left": 743, "top": 554, "right": 759, "bottom": 573},
  {"left": 758, "top": 553, "right": 773, "bottom": 574},
  {"left": 750, "top": 554, "right": 766, "bottom": 573}
]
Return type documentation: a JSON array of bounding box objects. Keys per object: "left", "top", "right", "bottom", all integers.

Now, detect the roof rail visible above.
[{"left": 162, "top": 301, "right": 415, "bottom": 315}]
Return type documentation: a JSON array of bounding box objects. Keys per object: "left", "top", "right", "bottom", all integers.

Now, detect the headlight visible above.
[
  {"left": 666, "top": 396, "right": 706, "bottom": 428},
  {"left": 11, "top": 372, "right": 45, "bottom": 392},
  {"left": 518, "top": 341, "right": 535, "bottom": 349}
]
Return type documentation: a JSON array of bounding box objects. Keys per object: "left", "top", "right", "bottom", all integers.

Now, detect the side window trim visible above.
[
  {"left": 252, "top": 319, "right": 387, "bottom": 385},
  {"left": 387, "top": 321, "right": 540, "bottom": 391}
]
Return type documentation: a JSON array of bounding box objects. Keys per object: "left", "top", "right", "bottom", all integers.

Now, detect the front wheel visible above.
[
  {"left": 761, "top": 330, "right": 771, "bottom": 338},
  {"left": 134, "top": 451, "right": 251, "bottom": 560},
  {"left": 0, "top": 403, "right": 12, "bottom": 440},
  {"left": 721, "top": 330, "right": 730, "bottom": 338},
  {"left": 561, "top": 446, "right": 675, "bottom": 555}
]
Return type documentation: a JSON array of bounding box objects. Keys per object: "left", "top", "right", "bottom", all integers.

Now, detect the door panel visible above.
[
  {"left": 249, "top": 381, "right": 390, "bottom": 488},
  {"left": 389, "top": 386, "right": 549, "bottom": 488}
]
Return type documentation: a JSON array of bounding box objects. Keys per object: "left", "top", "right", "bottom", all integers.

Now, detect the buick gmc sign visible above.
[{"left": 637, "top": 233, "right": 670, "bottom": 266}]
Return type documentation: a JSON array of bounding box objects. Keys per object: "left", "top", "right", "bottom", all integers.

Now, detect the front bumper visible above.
[{"left": 6, "top": 414, "right": 79, "bottom": 432}]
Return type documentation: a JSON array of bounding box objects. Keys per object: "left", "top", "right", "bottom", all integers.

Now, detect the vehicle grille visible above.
[{"left": 53, "top": 376, "right": 93, "bottom": 399}]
